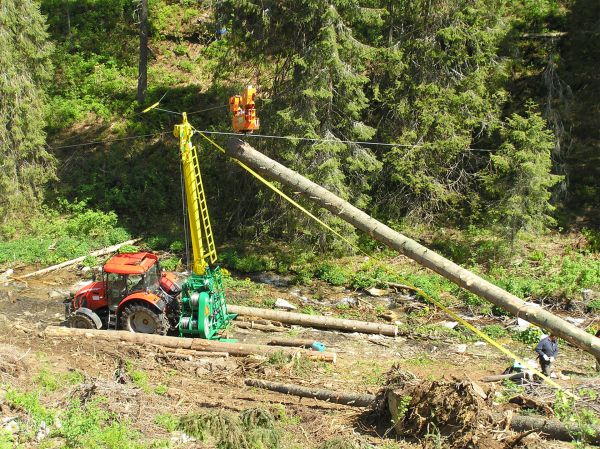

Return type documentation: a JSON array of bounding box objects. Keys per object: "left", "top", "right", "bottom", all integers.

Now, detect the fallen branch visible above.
[
  {"left": 228, "top": 305, "right": 398, "bottom": 337},
  {"left": 44, "top": 326, "right": 336, "bottom": 363},
  {"left": 244, "top": 379, "right": 375, "bottom": 407},
  {"left": 16, "top": 239, "right": 141, "bottom": 279}
]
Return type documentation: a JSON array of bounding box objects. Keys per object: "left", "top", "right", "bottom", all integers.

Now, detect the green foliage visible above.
[
  {"left": 318, "top": 438, "right": 374, "bottom": 449},
  {"left": 0, "top": 0, "right": 55, "bottom": 223},
  {"left": 482, "top": 104, "right": 562, "bottom": 244},
  {"left": 554, "top": 390, "right": 599, "bottom": 446},
  {"left": 60, "top": 398, "right": 149, "bottom": 449},
  {"left": 125, "top": 361, "right": 151, "bottom": 393},
  {"left": 582, "top": 228, "right": 600, "bottom": 253},
  {"left": 392, "top": 395, "right": 412, "bottom": 425},
  {"left": 0, "top": 200, "right": 130, "bottom": 268},
  {"left": 220, "top": 250, "right": 275, "bottom": 273},
  {"left": 179, "top": 408, "right": 281, "bottom": 449},
  {"left": 5, "top": 388, "right": 55, "bottom": 427},
  {"left": 154, "top": 413, "right": 178, "bottom": 432},
  {"left": 482, "top": 324, "right": 508, "bottom": 339},
  {"left": 159, "top": 257, "right": 180, "bottom": 272},
  {"left": 315, "top": 263, "right": 350, "bottom": 286},
  {"left": 587, "top": 300, "right": 600, "bottom": 313},
  {"left": 512, "top": 326, "right": 543, "bottom": 345}
]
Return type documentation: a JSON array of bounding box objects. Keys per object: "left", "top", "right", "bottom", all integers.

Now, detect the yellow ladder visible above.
[{"left": 175, "top": 113, "right": 217, "bottom": 274}]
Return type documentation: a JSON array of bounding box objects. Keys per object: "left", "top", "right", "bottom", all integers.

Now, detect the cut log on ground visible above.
[
  {"left": 225, "top": 139, "right": 600, "bottom": 359},
  {"left": 481, "top": 372, "right": 530, "bottom": 383},
  {"left": 16, "top": 239, "right": 141, "bottom": 280},
  {"left": 269, "top": 338, "right": 319, "bottom": 348},
  {"left": 228, "top": 305, "right": 398, "bottom": 337},
  {"left": 44, "top": 326, "right": 336, "bottom": 363},
  {"left": 244, "top": 379, "right": 375, "bottom": 407},
  {"left": 507, "top": 413, "right": 600, "bottom": 444},
  {"left": 235, "top": 321, "right": 286, "bottom": 332}
]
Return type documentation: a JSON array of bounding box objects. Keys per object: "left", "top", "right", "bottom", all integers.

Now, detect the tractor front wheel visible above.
[
  {"left": 120, "top": 303, "right": 168, "bottom": 335},
  {"left": 67, "top": 313, "right": 97, "bottom": 329}
]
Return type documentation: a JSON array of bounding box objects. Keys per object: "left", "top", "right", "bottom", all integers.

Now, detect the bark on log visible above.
[
  {"left": 228, "top": 305, "right": 398, "bottom": 336},
  {"left": 224, "top": 139, "right": 600, "bottom": 359},
  {"left": 17, "top": 239, "right": 141, "bottom": 279},
  {"left": 44, "top": 326, "right": 336, "bottom": 362},
  {"left": 244, "top": 379, "right": 375, "bottom": 407}
]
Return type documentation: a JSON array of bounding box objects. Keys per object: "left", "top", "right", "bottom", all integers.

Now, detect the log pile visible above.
[
  {"left": 44, "top": 326, "right": 336, "bottom": 363},
  {"left": 228, "top": 305, "right": 398, "bottom": 336}
]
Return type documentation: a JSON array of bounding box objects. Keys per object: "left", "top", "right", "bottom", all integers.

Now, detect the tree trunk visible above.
[
  {"left": 16, "top": 239, "right": 140, "bottom": 279},
  {"left": 244, "top": 379, "right": 375, "bottom": 407},
  {"left": 136, "top": 0, "right": 148, "bottom": 104},
  {"left": 44, "top": 326, "right": 336, "bottom": 362},
  {"left": 228, "top": 305, "right": 398, "bottom": 336},
  {"left": 224, "top": 139, "right": 600, "bottom": 359}
]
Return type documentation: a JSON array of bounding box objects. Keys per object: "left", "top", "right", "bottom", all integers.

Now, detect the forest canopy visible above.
[{"left": 1, "top": 0, "right": 598, "bottom": 252}]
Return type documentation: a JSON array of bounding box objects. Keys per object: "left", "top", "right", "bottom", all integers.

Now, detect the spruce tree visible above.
[
  {"left": 371, "top": 0, "right": 509, "bottom": 223},
  {"left": 0, "top": 0, "right": 54, "bottom": 224},
  {"left": 483, "top": 105, "right": 562, "bottom": 244},
  {"left": 217, "top": 0, "right": 381, "bottom": 247}
]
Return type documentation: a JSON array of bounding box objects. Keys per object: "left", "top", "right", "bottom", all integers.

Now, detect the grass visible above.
[
  {"left": 4, "top": 384, "right": 170, "bottom": 449},
  {"left": 34, "top": 367, "right": 85, "bottom": 392}
]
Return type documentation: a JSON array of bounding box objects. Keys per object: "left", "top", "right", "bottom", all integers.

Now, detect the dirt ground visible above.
[{"left": 0, "top": 266, "right": 598, "bottom": 448}]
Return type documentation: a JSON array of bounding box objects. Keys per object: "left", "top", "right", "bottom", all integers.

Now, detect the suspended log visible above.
[
  {"left": 244, "top": 379, "right": 375, "bottom": 407},
  {"left": 224, "top": 139, "right": 600, "bottom": 359},
  {"left": 228, "top": 305, "right": 398, "bottom": 336},
  {"left": 44, "top": 326, "right": 336, "bottom": 363},
  {"left": 16, "top": 239, "right": 141, "bottom": 279}
]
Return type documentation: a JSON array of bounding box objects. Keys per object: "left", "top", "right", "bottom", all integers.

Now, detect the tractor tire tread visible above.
[{"left": 120, "top": 303, "right": 169, "bottom": 336}]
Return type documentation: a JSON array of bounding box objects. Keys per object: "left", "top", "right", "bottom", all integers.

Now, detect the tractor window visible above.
[
  {"left": 127, "top": 274, "right": 144, "bottom": 293},
  {"left": 145, "top": 264, "right": 159, "bottom": 290},
  {"left": 106, "top": 273, "right": 127, "bottom": 303}
]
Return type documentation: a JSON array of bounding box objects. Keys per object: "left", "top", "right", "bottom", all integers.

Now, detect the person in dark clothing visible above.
[{"left": 535, "top": 333, "right": 558, "bottom": 376}]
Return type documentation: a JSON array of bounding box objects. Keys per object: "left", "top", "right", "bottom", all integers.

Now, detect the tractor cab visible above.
[{"left": 103, "top": 252, "right": 161, "bottom": 311}]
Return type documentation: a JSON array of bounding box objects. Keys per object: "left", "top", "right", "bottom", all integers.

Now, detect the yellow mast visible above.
[{"left": 173, "top": 112, "right": 217, "bottom": 274}]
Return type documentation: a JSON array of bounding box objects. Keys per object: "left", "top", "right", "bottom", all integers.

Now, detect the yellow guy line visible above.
[{"left": 197, "top": 130, "right": 576, "bottom": 398}]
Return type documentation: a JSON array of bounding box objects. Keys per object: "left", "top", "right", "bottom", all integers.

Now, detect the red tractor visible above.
[{"left": 66, "top": 252, "right": 181, "bottom": 335}]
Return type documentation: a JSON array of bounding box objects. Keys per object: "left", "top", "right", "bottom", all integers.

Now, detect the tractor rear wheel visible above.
[
  {"left": 67, "top": 313, "right": 96, "bottom": 329},
  {"left": 120, "top": 303, "right": 168, "bottom": 335}
]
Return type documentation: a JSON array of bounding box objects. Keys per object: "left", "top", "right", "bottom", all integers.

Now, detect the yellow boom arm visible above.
[{"left": 173, "top": 112, "right": 217, "bottom": 274}]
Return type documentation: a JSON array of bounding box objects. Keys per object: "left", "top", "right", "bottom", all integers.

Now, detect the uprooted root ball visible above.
[{"left": 367, "top": 365, "right": 504, "bottom": 449}]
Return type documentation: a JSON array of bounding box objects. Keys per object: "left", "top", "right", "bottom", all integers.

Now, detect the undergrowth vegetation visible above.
[{"left": 0, "top": 200, "right": 129, "bottom": 268}]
